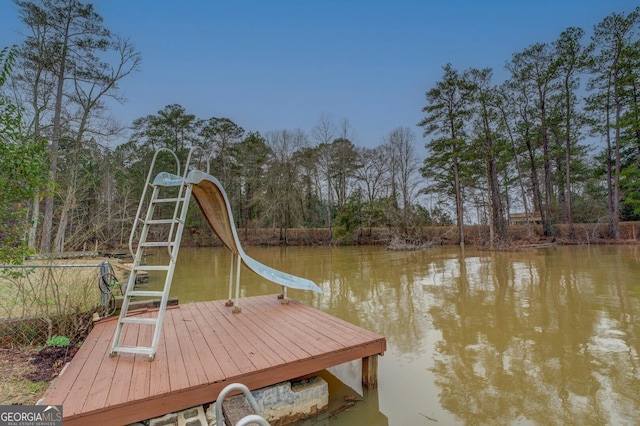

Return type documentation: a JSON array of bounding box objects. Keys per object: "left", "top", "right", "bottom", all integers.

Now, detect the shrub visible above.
[{"left": 46, "top": 335, "right": 70, "bottom": 348}]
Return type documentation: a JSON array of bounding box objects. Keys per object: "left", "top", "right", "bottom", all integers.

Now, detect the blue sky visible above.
[{"left": 0, "top": 1, "right": 635, "bottom": 149}]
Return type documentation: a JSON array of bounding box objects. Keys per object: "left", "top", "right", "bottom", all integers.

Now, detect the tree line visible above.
[
  {"left": 421, "top": 9, "right": 640, "bottom": 247},
  {"left": 1, "top": 1, "right": 639, "bottom": 261}
]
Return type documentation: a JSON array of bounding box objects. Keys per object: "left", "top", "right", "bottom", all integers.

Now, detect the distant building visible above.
[{"left": 509, "top": 211, "right": 542, "bottom": 225}]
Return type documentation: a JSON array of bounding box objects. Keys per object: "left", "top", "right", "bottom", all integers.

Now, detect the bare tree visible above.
[
  {"left": 355, "top": 146, "right": 390, "bottom": 203},
  {"left": 312, "top": 113, "right": 336, "bottom": 230},
  {"left": 329, "top": 137, "right": 361, "bottom": 213},
  {"left": 386, "top": 127, "right": 420, "bottom": 231},
  {"left": 264, "top": 129, "right": 308, "bottom": 242},
  {"left": 52, "top": 37, "right": 140, "bottom": 252},
  {"left": 16, "top": 0, "right": 140, "bottom": 253}
]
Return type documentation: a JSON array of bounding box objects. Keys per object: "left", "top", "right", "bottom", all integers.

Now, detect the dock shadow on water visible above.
[
  {"left": 147, "top": 244, "right": 640, "bottom": 425},
  {"left": 295, "top": 368, "right": 387, "bottom": 426}
]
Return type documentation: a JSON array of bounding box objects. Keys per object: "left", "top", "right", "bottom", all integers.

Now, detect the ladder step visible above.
[
  {"left": 120, "top": 317, "right": 158, "bottom": 325},
  {"left": 135, "top": 265, "right": 170, "bottom": 271},
  {"left": 112, "top": 154, "right": 192, "bottom": 360},
  {"left": 111, "top": 345, "right": 154, "bottom": 356},
  {"left": 140, "top": 241, "right": 176, "bottom": 247},
  {"left": 127, "top": 290, "right": 165, "bottom": 297},
  {"left": 145, "top": 219, "right": 178, "bottom": 225},
  {"left": 153, "top": 197, "right": 185, "bottom": 204}
]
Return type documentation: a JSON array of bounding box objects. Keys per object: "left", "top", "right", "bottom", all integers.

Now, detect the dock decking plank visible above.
[
  {"left": 171, "top": 305, "right": 210, "bottom": 388},
  {"left": 196, "top": 300, "right": 257, "bottom": 375},
  {"left": 191, "top": 302, "right": 241, "bottom": 379},
  {"left": 148, "top": 313, "right": 171, "bottom": 397},
  {"left": 244, "top": 297, "right": 333, "bottom": 357},
  {"left": 178, "top": 303, "right": 224, "bottom": 383},
  {"left": 128, "top": 312, "right": 152, "bottom": 401},
  {"left": 297, "top": 302, "right": 384, "bottom": 341},
  {"left": 161, "top": 306, "right": 190, "bottom": 392},
  {"left": 278, "top": 301, "right": 364, "bottom": 348},
  {"left": 104, "top": 320, "right": 139, "bottom": 408},
  {"left": 208, "top": 300, "right": 278, "bottom": 370},
  {"left": 62, "top": 319, "right": 128, "bottom": 417},
  {"left": 43, "top": 316, "right": 110, "bottom": 407},
  {"left": 80, "top": 322, "right": 127, "bottom": 413},
  {"left": 241, "top": 297, "right": 334, "bottom": 355},
  {"left": 222, "top": 300, "right": 298, "bottom": 364},
  {"left": 42, "top": 295, "right": 386, "bottom": 426},
  {"left": 236, "top": 300, "right": 312, "bottom": 361}
]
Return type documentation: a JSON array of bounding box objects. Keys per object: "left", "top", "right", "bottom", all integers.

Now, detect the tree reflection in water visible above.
[{"left": 157, "top": 245, "right": 640, "bottom": 425}]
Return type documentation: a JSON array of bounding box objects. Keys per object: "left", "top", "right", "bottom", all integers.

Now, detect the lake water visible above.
[{"left": 144, "top": 245, "right": 640, "bottom": 425}]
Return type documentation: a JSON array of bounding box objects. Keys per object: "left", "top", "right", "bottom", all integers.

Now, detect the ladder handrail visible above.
[
  {"left": 114, "top": 147, "right": 199, "bottom": 359},
  {"left": 215, "top": 383, "right": 269, "bottom": 426},
  {"left": 164, "top": 146, "right": 207, "bottom": 257},
  {"left": 183, "top": 146, "right": 205, "bottom": 177},
  {"left": 205, "top": 151, "right": 214, "bottom": 175},
  {"left": 128, "top": 148, "right": 181, "bottom": 258},
  {"left": 236, "top": 415, "right": 270, "bottom": 426}
]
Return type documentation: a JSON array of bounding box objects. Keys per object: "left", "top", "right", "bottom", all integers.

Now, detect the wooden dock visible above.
[
  {"left": 113, "top": 262, "right": 149, "bottom": 283},
  {"left": 41, "top": 295, "right": 386, "bottom": 426}
]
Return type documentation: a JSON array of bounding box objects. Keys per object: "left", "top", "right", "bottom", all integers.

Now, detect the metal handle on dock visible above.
[
  {"left": 215, "top": 383, "right": 269, "bottom": 425},
  {"left": 129, "top": 148, "right": 181, "bottom": 259},
  {"left": 236, "top": 414, "right": 270, "bottom": 426}
]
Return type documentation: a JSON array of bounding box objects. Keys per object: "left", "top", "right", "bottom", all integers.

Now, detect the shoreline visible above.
[
  {"left": 19, "top": 223, "right": 640, "bottom": 260},
  {"left": 179, "top": 222, "right": 640, "bottom": 249}
]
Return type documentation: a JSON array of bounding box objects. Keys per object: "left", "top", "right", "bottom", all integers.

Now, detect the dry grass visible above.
[
  {"left": 0, "top": 258, "right": 114, "bottom": 404},
  {"left": 0, "top": 260, "right": 103, "bottom": 320},
  {"left": 0, "top": 258, "right": 112, "bottom": 405}
]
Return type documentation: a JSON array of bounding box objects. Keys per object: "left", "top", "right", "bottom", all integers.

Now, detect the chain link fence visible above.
[{"left": 0, "top": 261, "right": 121, "bottom": 347}]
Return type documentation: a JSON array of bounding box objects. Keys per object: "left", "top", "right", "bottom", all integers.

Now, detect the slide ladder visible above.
[
  {"left": 109, "top": 148, "right": 322, "bottom": 360},
  {"left": 109, "top": 149, "right": 195, "bottom": 359}
]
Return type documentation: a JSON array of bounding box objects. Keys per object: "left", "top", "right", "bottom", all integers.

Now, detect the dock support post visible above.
[
  {"left": 232, "top": 254, "right": 242, "bottom": 313},
  {"left": 362, "top": 355, "right": 378, "bottom": 389},
  {"left": 225, "top": 253, "right": 235, "bottom": 307}
]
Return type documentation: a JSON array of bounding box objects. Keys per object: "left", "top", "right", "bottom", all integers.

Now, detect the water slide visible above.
[
  {"left": 111, "top": 159, "right": 322, "bottom": 360},
  {"left": 179, "top": 170, "right": 323, "bottom": 294}
]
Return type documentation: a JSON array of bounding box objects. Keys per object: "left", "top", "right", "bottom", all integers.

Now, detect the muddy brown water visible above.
[{"left": 140, "top": 245, "right": 640, "bottom": 425}]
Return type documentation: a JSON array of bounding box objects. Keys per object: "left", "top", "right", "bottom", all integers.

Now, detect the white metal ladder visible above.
[{"left": 110, "top": 148, "right": 197, "bottom": 360}]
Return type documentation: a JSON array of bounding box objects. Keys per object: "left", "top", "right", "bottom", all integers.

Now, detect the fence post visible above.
[{"left": 100, "top": 261, "right": 110, "bottom": 310}]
